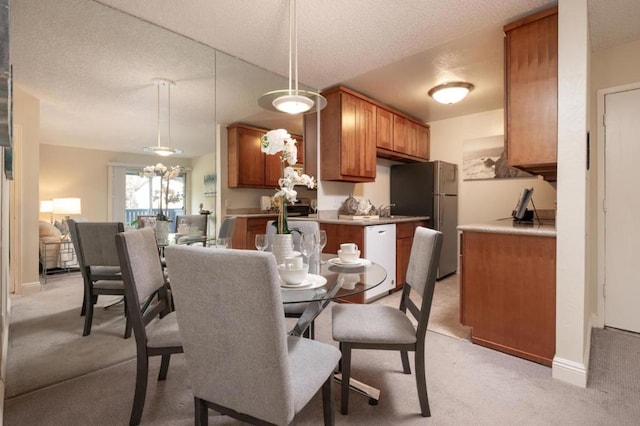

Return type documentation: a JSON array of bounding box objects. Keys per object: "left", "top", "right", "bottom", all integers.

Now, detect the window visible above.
[
  {"left": 124, "top": 169, "right": 186, "bottom": 226},
  {"left": 108, "top": 163, "right": 191, "bottom": 228}
]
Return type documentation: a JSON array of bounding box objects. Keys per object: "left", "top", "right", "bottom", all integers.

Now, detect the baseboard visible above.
[
  {"left": 552, "top": 356, "right": 587, "bottom": 387},
  {"left": 21, "top": 280, "right": 41, "bottom": 295},
  {"left": 551, "top": 316, "right": 594, "bottom": 388}
]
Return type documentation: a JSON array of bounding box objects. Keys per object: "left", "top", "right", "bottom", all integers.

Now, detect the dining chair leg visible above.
[
  {"left": 414, "top": 348, "right": 431, "bottom": 417},
  {"left": 195, "top": 397, "right": 208, "bottom": 426},
  {"left": 158, "top": 354, "right": 171, "bottom": 380},
  {"left": 322, "top": 375, "right": 335, "bottom": 426},
  {"left": 400, "top": 350, "right": 411, "bottom": 374},
  {"left": 340, "top": 343, "right": 352, "bottom": 415},
  {"left": 130, "top": 354, "right": 149, "bottom": 426},
  {"left": 80, "top": 292, "right": 86, "bottom": 316},
  {"left": 83, "top": 292, "right": 94, "bottom": 336}
]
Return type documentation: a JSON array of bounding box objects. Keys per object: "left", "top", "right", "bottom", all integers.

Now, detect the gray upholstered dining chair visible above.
[
  {"left": 217, "top": 216, "right": 236, "bottom": 241},
  {"left": 115, "top": 228, "right": 183, "bottom": 426},
  {"left": 174, "top": 214, "right": 207, "bottom": 236},
  {"left": 71, "top": 221, "right": 129, "bottom": 337},
  {"left": 266, "top": 219, "right": 320, "bottom": 339},
  {"left": 331, "top": 226, "right": 443, "bottom": 417},
  {"left": 164, "top": 246, "right": 340, "bottom": 426}
]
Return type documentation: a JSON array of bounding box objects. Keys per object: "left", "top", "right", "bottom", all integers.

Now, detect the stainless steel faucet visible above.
[{"left": 378, "top": 204, "right": 395, "bottom": 217}]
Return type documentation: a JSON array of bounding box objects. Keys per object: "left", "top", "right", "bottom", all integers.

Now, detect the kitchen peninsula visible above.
[{"left": 458, "top": 220, "right": 556, "bottom": 366}]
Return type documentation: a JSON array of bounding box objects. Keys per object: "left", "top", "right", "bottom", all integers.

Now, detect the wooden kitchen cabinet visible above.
[
  {"left": 228, "top": 123, "right": 303, "bottom": 189},
  {"left": 321, "top": 87, "right": 377, "bottom": 182},
  {"left": 376, "top": 108, "right": 394, "bottom": 150},
  {"left": 378, "top": 109, "right": 430, "bottom": 162},
  {"left": 504, "top": 7, "right": 558, "bottom": 181},
  {"left": 460, "top": 230, "right": 556, "bottom": 366},
  {"left": 395, "top": 220, "right": 428, "bottom": 291},
  {"left": 230, "top": 216, "right": 273, "bottom": 250}
]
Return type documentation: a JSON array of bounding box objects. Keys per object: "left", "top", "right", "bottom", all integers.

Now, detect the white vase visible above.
[
  {"left": 155, "top": 220, "right": 170, "bottom": 245},
  {"left": 271, "top": 233, "right": 293, "bottom": 266}
]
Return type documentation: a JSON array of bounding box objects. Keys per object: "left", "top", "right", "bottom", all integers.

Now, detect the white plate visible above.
[
  {"left": 280, "top": 273, "right": 328, "bottom": 290},
  {"left": 328, "top": 258, "right": 372, "bottom": 268}
]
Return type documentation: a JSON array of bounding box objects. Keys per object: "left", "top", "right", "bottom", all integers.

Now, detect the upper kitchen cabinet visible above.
[
  {"left": 227, "top": 123, "right": 303, "bottom": 188},
  {"left": 385, "top": 113, "right": 430, "bottom": 161},
  {"left": 321, "top": 87, "right": 377, "bottom": 182},
  {"left": 504, "top": 6, "right": 558, "bottom": 181},
  {"left": 320, "top": 86, "right": 429, "bottom": 182}
]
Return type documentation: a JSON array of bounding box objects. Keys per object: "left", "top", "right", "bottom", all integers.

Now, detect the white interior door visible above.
[{"left": 604, "top": 87, "right": 640, "bottom": 332}]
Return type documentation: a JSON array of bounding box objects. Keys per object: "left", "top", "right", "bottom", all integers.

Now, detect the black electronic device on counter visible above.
[{"left": 512, "top": 187, "right": 540, "bottom": 224}]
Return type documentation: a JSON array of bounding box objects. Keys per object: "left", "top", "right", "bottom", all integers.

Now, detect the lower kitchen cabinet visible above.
[
  {"left": 230, "top": 216, "right": 273, "bottom": 250},
  {"left": 460, "top": 230, "right": 556, "bottom": 366}
]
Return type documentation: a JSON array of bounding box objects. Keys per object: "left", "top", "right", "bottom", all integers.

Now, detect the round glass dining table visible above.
[{"left": 282, "top": 254, "right": 387, "bottom": 337}]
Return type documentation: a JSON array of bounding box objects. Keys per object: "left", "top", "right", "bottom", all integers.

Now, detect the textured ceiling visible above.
[{"left": 11, "top": 0, "right": 640, "bottom": 158}]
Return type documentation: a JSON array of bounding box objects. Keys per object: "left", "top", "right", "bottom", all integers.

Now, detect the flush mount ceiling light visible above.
[
  {"left": 428, "top": 82, "right": 475, "bottom": 104},
  {"left": 143, "top": 78, "right": 183, "bottom": 157},
  {"left": 258, "top": 0, "right": 326, "bottom": 115}
]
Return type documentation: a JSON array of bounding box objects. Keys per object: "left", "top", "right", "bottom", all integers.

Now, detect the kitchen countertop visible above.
[
  {"left": 312, "top": 215, "right": 430, "bottom": 226},
  {"left": 457, "top": 220, "right": 556, "bottom": 237},
  {"left": 226, "top": 209, "right": 429, "bottom": 225}
]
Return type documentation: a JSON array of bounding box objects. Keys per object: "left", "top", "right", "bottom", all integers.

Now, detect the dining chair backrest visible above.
[
  {"left": 75, "top": 222, "right": 124, "bottom": 268},
  {"left": 265, "top": 219, "right": 319, "bottom": 252},
  {"left": 165, "top": 246, "right": 294, "bottom": 425},
  {"left": 174, "top": 214, "right": 207, "bottom": 235},
  {"left": 405, "top": 226, "right": 443, "bottom": 331},
  {"left": 67, "top": 218, "right": 85, "bottom": 271},
  {"left": 218, "top": 216, "right": 236, "bottom": 239},
  {"left": 115, "top": 228, "right": 170, "bottom": 338}
]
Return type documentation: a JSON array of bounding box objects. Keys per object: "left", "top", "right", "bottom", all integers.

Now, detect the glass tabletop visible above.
[{"left": 280, "top": 254, "right": 387, "bottom": 304}]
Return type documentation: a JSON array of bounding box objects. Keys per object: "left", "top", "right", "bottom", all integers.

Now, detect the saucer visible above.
[
  {"left": 328, "top": 258, "right": 372, "bottom": 268},
  {"left": 280, "top": 274, "right": 327, "bottom": 290}
]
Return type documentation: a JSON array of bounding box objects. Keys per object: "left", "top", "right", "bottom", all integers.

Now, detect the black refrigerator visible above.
[{"left": 390, "top": 161, "right": 458, "bottom": 279}]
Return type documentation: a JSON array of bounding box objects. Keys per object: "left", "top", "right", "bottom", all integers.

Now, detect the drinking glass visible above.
[
  {"left": 299, "top": 233, "right": 316, "bottom": 259},
  {"left": 310, "top": 199, "right": 318, "bottom": 215},
  {"left": 300, "top": 232, "right": 320, "bottom": 274},
  {"left": 216, "top": 237, "right": 231, "bottom": 249},
  {"left": 255, "top": 234, "right": 268, "bottom": 251},
  {"left": 315, "top": 230, "right": 327, "bottom": 263}
]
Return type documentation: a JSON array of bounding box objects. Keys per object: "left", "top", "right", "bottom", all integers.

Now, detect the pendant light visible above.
[
  {"left": 428, "top": 82, "right": 475, "bottom": 104},
  {"left": 143, "top": 78, "right": 183, "bottom": 157},
  {"left": 258, "top": 0, "right": 326, "bottom": 115}
]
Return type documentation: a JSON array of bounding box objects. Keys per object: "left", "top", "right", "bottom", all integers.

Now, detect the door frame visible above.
[{"left": 596, "top": 81, "right": 640, "bottom": 328}]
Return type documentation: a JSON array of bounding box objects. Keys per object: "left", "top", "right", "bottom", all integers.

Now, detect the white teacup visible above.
[
  {"left": 284, "top": 255, "right": 303, "bottom": 270},
  {"left": 340, "top": 243, "right": 358, "bottom": 253},
  {"left": 338, "top": 249, "right": 361, "bottom": 263}
]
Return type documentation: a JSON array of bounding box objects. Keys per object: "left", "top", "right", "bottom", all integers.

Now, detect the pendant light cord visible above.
[{"left": 156, "top": 81, "right": 161, "bottom": 148}]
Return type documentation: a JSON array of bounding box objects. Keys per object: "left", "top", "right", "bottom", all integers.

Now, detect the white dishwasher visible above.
[{"left": 364, "top": 224, "right": 396, "bottom": 302}]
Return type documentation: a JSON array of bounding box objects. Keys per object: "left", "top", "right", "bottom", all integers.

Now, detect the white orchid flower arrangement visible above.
[
  {"left": 261, "top": 129, "right": 315, "bottom": 234},
  {"left": 140, "top": 163, "right": 184, "bottom": 221}
]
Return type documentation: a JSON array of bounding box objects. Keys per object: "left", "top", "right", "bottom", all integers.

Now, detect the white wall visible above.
[
  {"left": 429, "top": 109, "right": 557, "bottom": 226},
  {"left": 39, "top": 144, "right": 192, "bottom": 222},
  {"left": 12, "top": 88, "right": 41, "bottom": 293},
  {"left": 554, "top": 0, "right": 589, "bottom": 387}
]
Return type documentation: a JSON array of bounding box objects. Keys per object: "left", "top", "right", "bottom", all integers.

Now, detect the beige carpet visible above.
[
  {"left": 5, "top": 271, "right": 468, "bottom": 399},
  {"left": 5, "top": 273, "right": 136, "bottom": 398}
]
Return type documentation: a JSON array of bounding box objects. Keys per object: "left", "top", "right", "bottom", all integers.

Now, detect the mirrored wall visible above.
[{"left": 13, "top": 0, "right": 314, "bottom": 235}]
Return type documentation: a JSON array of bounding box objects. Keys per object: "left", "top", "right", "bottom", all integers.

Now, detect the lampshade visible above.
[
  {"left": 53, "top": 198, "right": 82, "bottom": 215},
  {"left": 428, "top": 82, "right": 474, "bottom": 104},
  {"left": 142, "top": 78, "right": 183, "bottom": 156},
  {"left": 258, "top": 0, "right": 326, "bottom": 115},
  {"left": 40, "top": 200, "right": 53, "bottom": 213}
]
